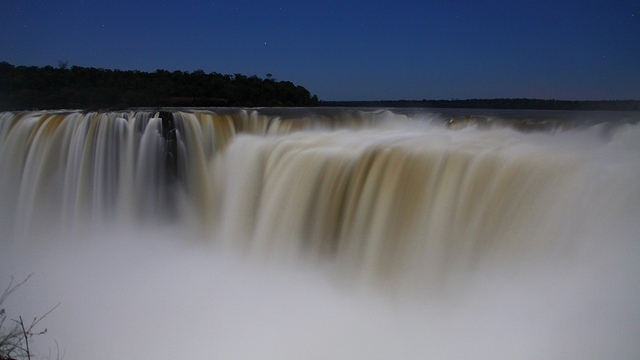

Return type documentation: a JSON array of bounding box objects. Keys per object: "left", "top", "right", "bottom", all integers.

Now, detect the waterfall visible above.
[{"left": 1, "top": 108, "right": 639, "bottom": 359}]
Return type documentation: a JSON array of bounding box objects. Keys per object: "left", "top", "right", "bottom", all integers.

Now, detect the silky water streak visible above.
[{"left": 0, "top": 108, "right": 639, "bottom": 359}]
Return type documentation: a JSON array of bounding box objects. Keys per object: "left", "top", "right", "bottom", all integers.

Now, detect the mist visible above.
[
  {"left": 2, "top": 220, "right": 639, "bottom": 360},
  {"left": 1, "top": 109, "right": 639, "bottom": 359}
]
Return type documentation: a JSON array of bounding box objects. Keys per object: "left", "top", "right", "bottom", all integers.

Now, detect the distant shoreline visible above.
[
  {"left": 319, "top": 99, "right": 640, "bottom": 111},
  {"left": 1, "top": 63, "right": 637, "bottom": 112}
]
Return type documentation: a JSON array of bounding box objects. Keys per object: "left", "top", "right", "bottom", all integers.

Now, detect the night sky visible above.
[{"left": 1, "top": 0, "right": 638, "bottom": 101}]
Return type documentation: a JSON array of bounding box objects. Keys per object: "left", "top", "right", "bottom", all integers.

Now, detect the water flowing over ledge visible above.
[{"left": 1, "top": 108, "right": 639, "bottom": 359}]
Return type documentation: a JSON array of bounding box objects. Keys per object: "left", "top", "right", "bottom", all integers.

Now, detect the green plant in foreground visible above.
[{"left": 0, "top": 275, "right": 60, "bottom": 360}]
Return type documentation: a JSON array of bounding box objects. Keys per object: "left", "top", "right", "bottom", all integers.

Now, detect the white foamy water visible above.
[{"left": 1, "top": 109, "right": 639, "bottom": 359}]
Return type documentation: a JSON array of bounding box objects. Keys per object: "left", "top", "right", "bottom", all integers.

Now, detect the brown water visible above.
[{"left": 1, "top": 108, "right": 639, "bottom": 359}]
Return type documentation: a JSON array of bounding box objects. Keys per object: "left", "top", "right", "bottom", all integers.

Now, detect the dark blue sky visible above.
[{"left": 1, "top": 0, "right": 638, "bottom": 100}]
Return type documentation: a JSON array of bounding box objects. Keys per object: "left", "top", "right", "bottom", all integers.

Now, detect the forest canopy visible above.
[
  {"left": 1, "top": 62, "right": 638, "bottom": 111},
  {"left": 0, "top": 62, "right": 319, "bottom": 110}
]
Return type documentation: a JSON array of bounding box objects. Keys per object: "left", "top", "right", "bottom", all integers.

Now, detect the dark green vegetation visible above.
[
  {"left": 0, "top": 62, "right": 319, "bottom": 110},
  {"left": 320, "top": 99, "right": 640, "bottom": 111},
  {"left": 2, "top": 62, "right": 638, "bottom": 111}
]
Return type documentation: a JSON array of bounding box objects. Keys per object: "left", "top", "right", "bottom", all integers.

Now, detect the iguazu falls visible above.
[{"left": 1, "top": 108, "right": 639, "bottom": 359}]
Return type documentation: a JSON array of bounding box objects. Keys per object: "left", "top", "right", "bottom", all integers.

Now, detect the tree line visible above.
[
  {"left": 0, "top": 62, "right": 319, "bottom": 110},
  {"left": 320, "top": 98, "right": 640, "bottom": 111},
  {"left": 2, "top": 61, "right": 637, "bottom": 111}
]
